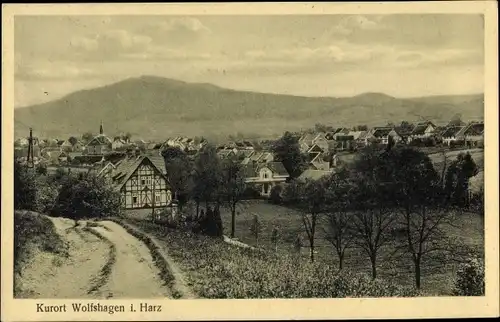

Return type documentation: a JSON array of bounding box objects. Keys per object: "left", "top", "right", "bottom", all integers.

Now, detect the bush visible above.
[
  {"left": 52, "top": 172, "right": 121, "bottom": 220},
  {"left": 453, "top": 258, "right": 485, "bottom": 296},
  {"left": 269, "top": 185, "right": 283, "bottom": 204},
  {"left": 194, "top": 206, "right": 224, "bottom": 238}
]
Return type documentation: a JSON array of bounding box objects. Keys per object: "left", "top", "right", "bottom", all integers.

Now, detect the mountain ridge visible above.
[{"left": 14, "top": 76, "right": 484, "bottom": 141}]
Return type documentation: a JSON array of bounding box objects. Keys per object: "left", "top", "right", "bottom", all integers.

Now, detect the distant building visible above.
[
  {"left": 407, "top": 121, "right": 437, "bottom": 143},
  {"left": 368, "top": 127, "right": 402, "bottom": 145},
  {"left": 458, "top": 122, "right": 484, "bottom": 147},
  {"left": 243, "top": 161, "right": 290, "bottom": 197},
  {"left": 441, "top": 126, "right": 466, "bottom": 146},
  {"left": 85, "top": 122, "right": 112, "bottom": 155}
]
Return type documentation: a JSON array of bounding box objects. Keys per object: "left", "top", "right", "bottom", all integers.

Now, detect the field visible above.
[{"left": 219, "top": 200, "right": 484, "bottom": 296}]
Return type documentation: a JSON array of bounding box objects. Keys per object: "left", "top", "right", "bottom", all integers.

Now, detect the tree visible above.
[
  {"left": 448, "top": 114, "right": 465, "bottom": 127},
  {"left": 444, "top": 152, "right": 479, "bottom": 207},
  {"left": 68, "top": 136, "right": 79, "bottom": 146},
  {"left": 399, "top": 121, "right": 415, "bottom": 133},
  {"left": 269, "top": 185, "right": 283, "bottom": 204},
  {"left": 249, "top": 214, "right": 262, "bottom": 246},
  {"left": 348, "top": 147, "right": 398, "bottom": 279},
  {"left": 221, "top": 155, "right": 246, "bottom": 238},
  {"left": 161, "top": 147, "right": 193, "bottom": 210},
  {"left": 123, "top": 132, "right": 132, "bottom": 142},
  {"left": 192, "top": 144, "right": 224, "bottom": 212},
  {"left": 323, "top": 171, "right": 355, "bottom": 270},
  {"left": 297, "top": 178, "right": 328, "bottom": 262},
  {"left": 385, "top": 147, "right": 451, "bottom": 289},
  {"left": 82, "top": 132, "right": 94, "bottom": 143},
  {"left": 14, "top": 161, "right": 39, "bottom": 211},
  {"left": 271, "top": 131, "right": 307, "bottom": 178}
]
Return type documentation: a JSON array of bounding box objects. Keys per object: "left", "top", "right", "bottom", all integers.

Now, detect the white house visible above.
[
  {"left": 407, "top": 122, "right": 436, "bottom": 143},
  {"left": 244, "top": 161, "right": 290, "bottom": 197}
]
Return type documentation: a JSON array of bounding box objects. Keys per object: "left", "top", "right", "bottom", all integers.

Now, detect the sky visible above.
[{"left": 14, "top": 14, "right": 484, "bottom": 107}]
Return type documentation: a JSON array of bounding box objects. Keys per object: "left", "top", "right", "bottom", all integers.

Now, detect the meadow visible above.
[{"left": 219, "top": 200, "right": 484, "bottom": 296}]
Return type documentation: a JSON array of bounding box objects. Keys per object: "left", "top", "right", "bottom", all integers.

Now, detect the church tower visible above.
[{"left": 100, "top": 121, "right": 104, "bottom": 135}]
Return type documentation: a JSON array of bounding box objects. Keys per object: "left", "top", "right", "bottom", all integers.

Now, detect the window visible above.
[
  {"left": 155, "top": 194, "right": 161, "bottom": 202},
  {"left": 263, "top": 172, "right": 268, "bottom": 179},
  {"left": 133, "top": 197, "right": 137, "bottom": 204},
  {"left": 141, "top": 179, "right": 145, "bottom": 185}
]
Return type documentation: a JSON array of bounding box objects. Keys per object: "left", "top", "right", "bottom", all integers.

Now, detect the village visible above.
[{"left": 15, "top": 118, "right": 484, "bottom": 207}]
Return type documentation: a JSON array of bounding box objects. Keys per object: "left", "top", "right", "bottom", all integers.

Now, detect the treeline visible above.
[{"left": 273, "top": 144, "right": 482, "bottom": 291}]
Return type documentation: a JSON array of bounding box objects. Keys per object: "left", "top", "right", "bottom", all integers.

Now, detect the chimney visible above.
[{"left": 100, "top": 121, "right": 104, "bottom": 135}]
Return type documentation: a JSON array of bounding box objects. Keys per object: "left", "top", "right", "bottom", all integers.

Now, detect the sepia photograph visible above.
[{"left": 2, "top": 2, "right": 499, "bottom": 321}]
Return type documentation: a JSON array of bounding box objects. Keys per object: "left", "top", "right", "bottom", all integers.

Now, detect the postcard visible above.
[{"left": 2, "top": 2, "right": 499, "bottom": 321}]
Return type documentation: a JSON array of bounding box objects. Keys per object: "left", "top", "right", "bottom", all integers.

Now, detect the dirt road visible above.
[{"left": 18, "top": 217, "right": 170, "bottom": 299}]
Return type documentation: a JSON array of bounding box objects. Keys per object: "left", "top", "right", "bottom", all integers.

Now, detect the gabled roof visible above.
[
  {"left": 258, "top": 162, "right": 289, "bottom": 177},
  {"left": 307, "top": 144, "right": 324, "bottom": 153},
  {"left": 371, "top": 127, "right": 393, "bottom": 138},
  {"left": 462, "top": 122, "right": 484, "bottom": 136},
  {"left": 105, "top": 155, "right": 168, "bottom": 191},
  {"left": 88, "top": 134, "right": 112, "bottom": 146},
  {"left": 243, "top": 161, "right": 289, "bottom": 178},
  {"left": 441, "top": 126, "right": 465, "bottom": 138},
  {"left": 410, "top": 123, "right": 432, "bottom": 135}
]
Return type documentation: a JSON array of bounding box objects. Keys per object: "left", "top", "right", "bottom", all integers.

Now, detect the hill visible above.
[{"left": 14, "top": 75, "right": 484, "bottom": 141}]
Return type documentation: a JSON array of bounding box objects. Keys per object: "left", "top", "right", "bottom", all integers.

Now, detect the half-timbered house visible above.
[{"left": 100, "top": 155, "right": 173, "bottom": 210}]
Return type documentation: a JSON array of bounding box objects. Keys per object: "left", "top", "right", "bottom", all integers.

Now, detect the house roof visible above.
[
  {"left": 411, "top": 124, "right": 431, "bottom": 135},
  {"left": 88, "top": 134, "right": 112, "bottom": 146},
  {"left": 307, "top": 144, "right": 324, "bottom": 153},
  {"left": 441, "top": 126, "right": 465, "bottom": 138},
  {"left": 463, "top": 122, "right": 484, "bottom": 136},
  {"left": 243, "top": 161, "right": 289, "bottom": 178},
  {"left": 371, "top": 127, "right": 393, "bottom": 138},
  {"left": 105, "top": 155, "right": 167, "bottom": 191}
]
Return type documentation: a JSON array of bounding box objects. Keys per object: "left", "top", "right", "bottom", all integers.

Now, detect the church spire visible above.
[{"left": 99, "top": 120, "right": 104, "bottom": 135}]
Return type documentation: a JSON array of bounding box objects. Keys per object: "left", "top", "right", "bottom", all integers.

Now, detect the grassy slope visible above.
[{"left": 13, "top": 210, "right": 68, "bottom": 295}]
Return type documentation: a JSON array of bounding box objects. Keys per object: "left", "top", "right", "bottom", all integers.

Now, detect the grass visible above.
[
  {"left": 218, "top": 200, "right": 484, "bottom": 296},
  {"left": 13, "top": 210, "right": 68, "bottom": 297},
  {"left": 123, "top": 217, "right": 419, "bottom": 299}
]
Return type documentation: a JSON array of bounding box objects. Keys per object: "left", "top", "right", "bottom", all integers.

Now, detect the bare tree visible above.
[{"left": 299, "top": 178, "right": 328, "bottom": 262}]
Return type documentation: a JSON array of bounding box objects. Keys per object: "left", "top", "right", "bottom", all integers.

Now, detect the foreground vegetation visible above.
[
  {"left": 14, "top": 210, "right": 68, "bottom": 296},
  {"left": 123, "top": 217, "right": 419, "bottom": 298}
]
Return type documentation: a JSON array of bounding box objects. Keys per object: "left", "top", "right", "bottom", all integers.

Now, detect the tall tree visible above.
[
  {"left": 384, "top": 147, "right": 453, "bottom": 289},
  {"left": 271, "top": 131, "right": 307, "bottom": 178},
  {"left": 298, "top": 178, "right": 328, "bottom": 262},
  {"left": 445, "top": 152, "right": 479, "bottom": 207},
  {"left": 221, "top": 155, "right": 247, "bottom": 238},
  {"left": 348, "top": 147, "right": 398, "bottom": 279},
  {"left": 161, "top": 146, "right": 193, "bottom": 210},
  {"left": 192, "top": 144, "right": 223, "bottom": 212},
  {"left": 323, "top": 171, "right": 355, "bottom": 270}
]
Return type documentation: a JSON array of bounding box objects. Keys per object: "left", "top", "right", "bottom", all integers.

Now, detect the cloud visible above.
[
  {"left": 331, "top": 15, "right": 385, "bottom": 36},
  {"left": 69, "top": 29, "right": 152, "bottom": 60},
  {"left": 139, "top": 17, "right": 211, "bottom": 47},
  {"left": 15, "top": 62, "right": 100, "bottom": 81}
]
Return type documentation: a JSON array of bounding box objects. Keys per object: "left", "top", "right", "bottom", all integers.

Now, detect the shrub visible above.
[
  {"left": 269, "top": 185, "right": 283, "bottom": 204},
  {"left": 52, "top": 172, "right": 121, "bottom": 220},
  {"left": 195, "top": 206, "right": 224, "bottom": 238},
  {"left": 453, "top": 258, "right": 485, "bottom": 296}
]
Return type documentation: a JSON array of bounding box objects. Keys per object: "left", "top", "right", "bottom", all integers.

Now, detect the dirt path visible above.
[
  {"left": 17, "top": 217, "right": 171, "bottom": 299},
  {"left": 19, "top": 217, "right": 109, "bottom": 298},
  {"left": 88, "top": 221, "right": 170, "bottom": 298},
  {"left": 120, "top": 220, "right": 196, "bottom": 299}
]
